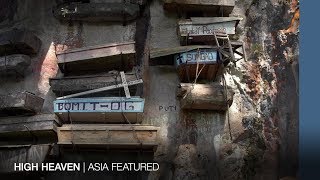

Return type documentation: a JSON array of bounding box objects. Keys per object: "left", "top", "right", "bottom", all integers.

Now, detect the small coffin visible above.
[
  {"left": 56, "top": 42, "right": 135, "bottom": 75},
  {"left": 0, "top": 145, "right": 51, "bottom": 173},
  {"left": 54, "top": 97, "right": 144, "bottom": 123},
  {"left": 0, "top": 29, "right": 41, "bottom": 56},
  {"left": 50, "top": 72, "right": 141, "bottom": 96},
  {"left": 0, "top": 114, "right": 60, "bottom": 140},
  {"left": 178, "top": 17, "right": 241, "bottom": 44},
  {"left": 177, "top": 83, "right": 234, "bottom": 111},
  {"left": 0, "top": 54, "right": 31, "bottom": 76},
  {"left": 174, "top": 49, "right": 220, "bottom": 82},
  {"left": 57, "top": 124, "right": 159, "bottom": 150},
  {"left": 0, "top": 92, "right": 44, "bottom": 116},
  {"left": 163, "top": 0, "right": 235, "bottom": 16},
  {"left": 53, "top": 2, "right": 140, "bottom": 22}
]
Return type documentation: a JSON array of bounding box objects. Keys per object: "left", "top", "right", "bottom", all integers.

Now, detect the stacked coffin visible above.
[
  {"left": 51, "top": 41, "right": 159, "bottom": 151},
  {"left": 149, "top": 0, "right": 240, "bottom": 111},
  {"left": 0, "top": 29, "right": 41, "bottom": 77}
]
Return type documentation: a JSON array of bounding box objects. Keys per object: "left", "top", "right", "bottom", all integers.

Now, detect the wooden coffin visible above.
[
  {"left": 0, "top": 54, "right": 31, "bottom": 76},
  {"left": 57, "top": 42, "right": 135, "bottom": 75},
  {"left": 50, "top": 72, "right": 141, "bottom": 96},
  {"left": 0, "top": 114, "right": 60, "bottom": 141},
  {"left": 163, "top": 0, "right": 235, "bottom": 16},
  {"left": 57, "top": 124, "right": 159, "bottom": 150},
  {"left": 0, "top": 29, "right": 41, "bottom": 56},
  {"left": 53, "top": 2, "right": 140, "bottom": 22},
  {"left": 54, "top": 97, "right": 144, "bottom": 123},
  {"left": 150, "top": 45, "right": 216, "bottom": 66},
  {"left": 0, "top": 92, "right": 44, "bottom": 117},
  {"left": 174, "top": 49, "right": 220, "bottom": 82},
  {"left": 177, "top": 83, "right": 234, "bottom": 111},
  {"left": 178, "top": 17, "right": 242, "bottom": 44},
  {"left": 0, "top": 144, "right": 51, "bottom": 173}
]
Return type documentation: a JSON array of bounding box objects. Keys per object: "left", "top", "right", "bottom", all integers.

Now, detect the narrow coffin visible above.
[
  {"left": 57, "top": 124, "right": 159, "bottom": 150},
  {"left": 177, "top": 83, "right": 234, "bottom": 111},
  {"left": 174, "top": 49, "right": 220, "bottom": 82},
  {"left": 163, "top": 0, "right": 235, "bottom": 16},
  {"left": 53, "top": 2, "right": 140, "bottom": 22},
  {"left": 50, "top": 72, "right": 141, "bottom": 96},
  {"left": 0, "top": 29, "right": 41, "bottom": 56},
  {"left": 178, "top": 17, "right": 242, "bottom": 44},
  {"left": 56, "top": 42, "right": 135, "bottom": 75},
  {"left": 0, "top": 54, "right": 31, "bottom": 76},
  {"left": 0, "top": 114, "right": 60, "bottom": 142},
  {"left": 54, "top": 97, "right": 144, "bottom": 123},
  {"left": 0, "top": 92, "right": 44, "bottom": 116},
  {"left": 0, "top": 144, "right": 51, "bottom": 173}
]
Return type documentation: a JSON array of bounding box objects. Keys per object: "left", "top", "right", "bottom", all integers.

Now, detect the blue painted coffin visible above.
[{"left": 54, "top": 97, "right": 144, "bottom": 123}]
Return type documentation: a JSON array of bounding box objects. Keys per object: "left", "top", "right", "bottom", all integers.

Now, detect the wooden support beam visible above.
[
  {"left": 57, "top": 124, "right": 159, "bottom": 150},
  {"left": 177, "top": 83, "right": 234, "bottom": 111},
  {"left": 0, "top": 29, "right": 41, "bottom": 56}
]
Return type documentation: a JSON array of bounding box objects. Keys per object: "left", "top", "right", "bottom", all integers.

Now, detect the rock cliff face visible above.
[{"left": 0, "top": 0, "right": 298, "bottom": 179}]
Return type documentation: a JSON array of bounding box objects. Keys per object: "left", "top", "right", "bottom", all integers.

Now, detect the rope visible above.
[{"left": 222, "top": 73, "right": 232, "bottom": 141}]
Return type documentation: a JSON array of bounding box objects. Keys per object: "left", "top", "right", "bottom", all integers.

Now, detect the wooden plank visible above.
[
  {"left": 0, "top": 144, "right": 51, "bottom": 173},
  {"left": 56, "top": 79, "right": 143, "bottom": 99},
  {"left": 56, "top": 42, "right": 136, "bottom": 75},
  {"left": 163, "top": 0, "right": 235, "bottom": 15},
  {"left": 0, "top": 114, "right": 60, "bottom": 139},
  {"left": 120, "top": 71, "right": 131, "bottom": 98},
  {"left": 49, "top": 72, "right": 140, "bottom": 96},
  {"left": 177, "top": 83, "right": 234, "bottom": 110},
  {"left": 178, "top": 17, "right": 241, "bottom": 44},
  {"left": 177, "top": 63, "right": 220, "bottom": 82},
  {"left": 0, "top": 54, "right": 31, "bottom": 76},
  {"left": 0, "top": 92, "right": 44, "bottom": 117},
  {"left": 0, "top": 29, "right": 41, "bottom": 56},
  {"left": 57, "top": 124, "right": 159, "bottom": 149},
  {"left": 149, "top": 45, "right": 218, "bottom": 66},
  {"left": 53, "top": 2, "right": 140, "bottom": 22},
  {"left": 54, "top": 97, "right": 144, "bottom": 123}
]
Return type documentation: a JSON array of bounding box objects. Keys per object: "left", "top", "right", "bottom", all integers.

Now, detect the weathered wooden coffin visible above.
[
  {"left": 57, "top": 42, "right": 135, "bottom": 75},
  {"left": 0, "top": 92, "right": 44, "bottom": 116},
  {"left": 0, "top": 29, "right": 41, "bottom": 56},
  {"left": 50, "top": 72, "right": 141, "bottom": 96},
  {"left": 57, "top": 124, "right": 159, "bottom": 150},
  {"left": 0, "top": 54, "right": 31, "bottom": 76},
  {"left": 0, "top": 114, "right": 60, "bottom": 140},
  {"left": 54, "top": 97, "right": 144, "bottom": 123},
  {"left": 178, "top": 17, "right": 242, "bottom": 44},
  {"left": 177, "top": 83, "right": 234, "bottom": 111},
  {"left": 163, "top": 0, "right": 235, "bottom": 16},
  {"left": 53, "top": 2, "right": 140, "bottom": 22},
  {"left": 150, "top": 45, "right": 216, "bottom": 66},
  {"left": 0, "top": 144, "right": 51, "bottom": 173},
  {"left": 174, "top": 49, "right": 220, "bottom": 82}
]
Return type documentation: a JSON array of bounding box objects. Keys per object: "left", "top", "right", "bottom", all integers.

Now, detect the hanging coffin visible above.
[
  {"left": 54, "top": 97, "right": 144, "bottom": 123},
  {"left": 177, "top": 83, "right": 234, "bottom": 111},
  {"left": 53, "top": 2, "right": 140, "bottom": 22},
  {"left": 174, "top": 49, "right": 220, "bottom": 82},
  {"left": 57, "top": 124, "right": 159, "bottom": 150},
  {"left": 0, "top": 114, "right": 60, "bottom": 144},
  {"left": 178, "top": 17, "right": 242, "bottom": 44},
  {"left": 0, "top": 29, "right": 41, "bottom": 56},
  {"left": 0, "top": 144, "right": 51, "bottom": 173},
  {"left": 50, "top": 72, "right": 141, "bottom": 97},
  {"left": 56, "top": 42, "right": 135, "bottom": 75},
  {"left": 0, "top": 92, "right": 44, "bottom": 117},
  {"left": 163, "top": 0, "right": 235, "bottom": 16},
  {"left": 0, "top": 54, "right": 31, "bottom": 76}
]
